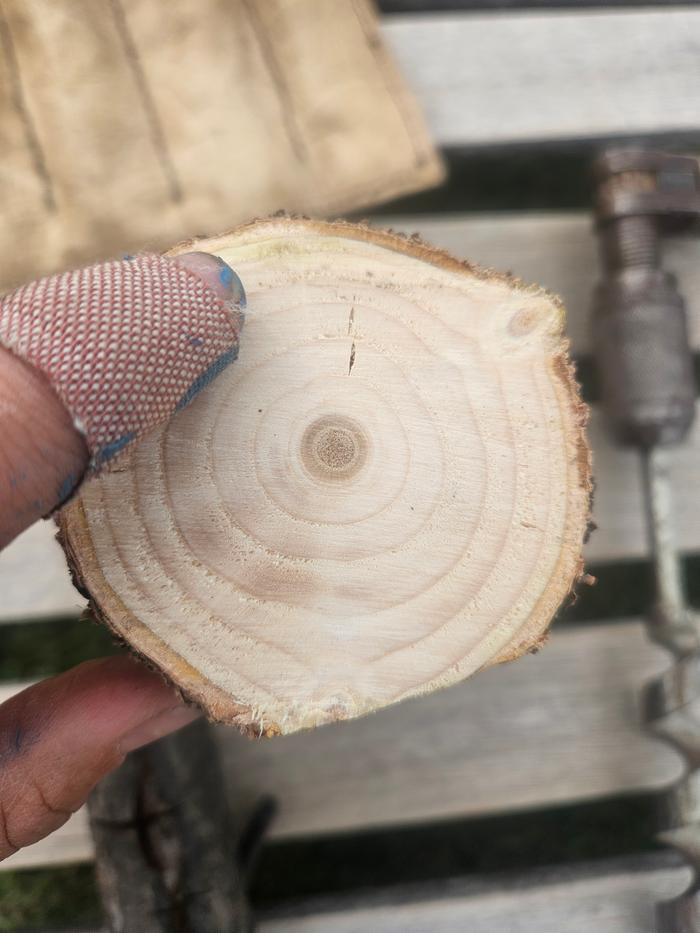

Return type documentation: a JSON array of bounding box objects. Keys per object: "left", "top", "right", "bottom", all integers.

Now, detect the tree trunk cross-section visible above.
[{"left": 59, "top": 219, "right": 591, "bottom": 736}]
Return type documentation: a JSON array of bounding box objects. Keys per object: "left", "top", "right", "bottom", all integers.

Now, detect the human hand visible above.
[{"left": 0, "top": 250, "right": 244, "bottom": 861}]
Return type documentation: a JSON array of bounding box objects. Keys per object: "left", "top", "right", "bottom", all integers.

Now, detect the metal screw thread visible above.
[
  {"left": 601, "top": 215, "right": 660, "bottom": 273},
  {"left": 642, "top": 450, "right": 700, "bottom": 931},
  {"left": 647, "top": 643, "right": 700, "bottom": 933}
]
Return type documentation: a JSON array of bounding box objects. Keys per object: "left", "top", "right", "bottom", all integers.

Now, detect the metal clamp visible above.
[{"left": 592, "top": 148, "right": 699, "bottom": 447}]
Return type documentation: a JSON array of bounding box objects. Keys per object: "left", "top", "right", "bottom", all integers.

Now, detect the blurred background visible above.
[{"left": 1, "top": 0, "right": 700, "bottom": 930}]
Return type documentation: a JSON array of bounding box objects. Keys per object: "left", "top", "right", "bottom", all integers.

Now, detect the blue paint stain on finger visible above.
[
  {"left": 0, "top": 721, "right": 41, "bottom": 765},
  {"left": 9, "top": 470, "right": 27, "bottom": 489},
  {"left": 57, "top": 473, "right": 78, "bottom": 505},
  {"left": 219, "top": 264, "right": 234, "bottom": 288},
  {"left": 176, "top": 346, "right": 239, "bottom": 412},
  {"left": 213, "top": 257, "right": 246, "bottom": 308}
]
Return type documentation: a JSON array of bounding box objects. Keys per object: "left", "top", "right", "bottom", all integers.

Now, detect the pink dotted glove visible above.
[{"left": 0, "top": 250, "right": 244, "bottom": 486}]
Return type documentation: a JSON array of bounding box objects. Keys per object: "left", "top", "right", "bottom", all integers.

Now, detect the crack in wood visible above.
[{"left": 348, "top": 306, "right": 356, "bottom": 374}]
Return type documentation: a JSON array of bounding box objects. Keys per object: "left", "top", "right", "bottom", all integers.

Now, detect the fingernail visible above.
[
  {"left": 119, "top": 704, "right": 201, "bottom": 754},
  {"left": 176, "top": 252, "right": 246, "bottom": 309}
]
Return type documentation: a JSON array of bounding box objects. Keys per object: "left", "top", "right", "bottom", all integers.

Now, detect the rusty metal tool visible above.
[{"left": 591, "top": 147, "right": 700, "bottom": 932}]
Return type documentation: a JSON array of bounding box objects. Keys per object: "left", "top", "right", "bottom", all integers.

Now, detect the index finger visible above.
[{"left": 0, "top": 252, "right": 244, "bottom": 548}]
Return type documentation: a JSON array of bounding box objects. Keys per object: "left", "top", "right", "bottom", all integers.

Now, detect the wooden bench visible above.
[{"left": 2, "top": 4, "right": 699, "bottom": 929}]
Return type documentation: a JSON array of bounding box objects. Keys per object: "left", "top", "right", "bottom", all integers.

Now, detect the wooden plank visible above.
[
  {"left": 0, "top": 620, "right": 681, "bottom": 869},
  {"left": 382, "top": 9, "right": 700, "bottom": 147},
  {"left": 0, "top": 519, "right": 85, "bottom": 621},
  {"left": 2, "top": 212, "right": 699, "bottom": 620},
  {"left": 216, "top": 620, "right": 680, "bottom": 838},
  {"left": 259, "top": 858, "right": 690, "bottom": 932}
]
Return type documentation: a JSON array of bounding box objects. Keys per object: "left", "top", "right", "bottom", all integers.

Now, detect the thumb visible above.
[
  {"left": 0, "top": 656, "right": 199, "bottom": 862},
  {"left": 0, "top": 251, "right": 245, "bottom": 547}
]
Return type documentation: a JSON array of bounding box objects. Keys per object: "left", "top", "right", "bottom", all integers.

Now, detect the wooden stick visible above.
[
  {"left": 88, "top": 720, "right": 252, "bottom": 932},
  {"left": 59, "top": 218, "right": 591, "bottom": 735}
]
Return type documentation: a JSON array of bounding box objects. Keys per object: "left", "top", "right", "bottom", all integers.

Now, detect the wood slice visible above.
[{"left": 59, "top": 219, "right": 591, "bottom": 736}]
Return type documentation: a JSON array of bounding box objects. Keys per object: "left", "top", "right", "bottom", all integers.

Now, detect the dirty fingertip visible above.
[{"left": 176, "top": 252, "right": 246, "bottom": 311}]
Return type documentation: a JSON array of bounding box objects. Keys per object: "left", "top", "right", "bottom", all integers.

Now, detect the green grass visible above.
[
  {"left": 0, "top": 615, "right": 119, "bottom": 681},
  {"left": 0, "top": 865, "right": 101, "bottom": 931}
]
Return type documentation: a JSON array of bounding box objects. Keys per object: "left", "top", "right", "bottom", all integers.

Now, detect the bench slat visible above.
[
  {"left": 0, "top": 520, "right": 84, "bottom": 621},
  {"left": 260, "top": 858, "right": 690, "bottom": 932},
  {"left": 0, "top": 620, "right": 680, "bottom": 869},
  {"left": 383, "top": 9, "right": 700, "bottom": 146}
]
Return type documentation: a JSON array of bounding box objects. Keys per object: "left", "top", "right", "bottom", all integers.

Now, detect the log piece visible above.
[
  {"left": 59, "top": 219, "right": 591, "bottom": 735},
  {"left": 88, "top": 720, "right": 253, "bottom": 933}
]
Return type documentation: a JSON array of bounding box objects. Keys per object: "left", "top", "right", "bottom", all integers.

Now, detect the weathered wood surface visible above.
[
  {"left": 0, "top": 518, "right": 82, "bottom": 621},
  {"left": 88, "top": 720, "right": 251, "bottom": 933},
  {"left": 259, "top": 857, "right": 690, "bottom": 932},
  {"left": 2, "top": 212, "right": 699, "bottom": 623},
  {"left": 0, "top": 621, "right": 681, "bottom": 869},
  {"left": 215, "top": 620, "right": 680, "bottom": 838},
  {"left": 383, "top": 9, "right": 700, "bottom": 146}
]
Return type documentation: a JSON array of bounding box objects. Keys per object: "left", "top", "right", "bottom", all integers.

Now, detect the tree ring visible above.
[{"left": 301, "top": 415, "right": 368, "bottom": 482}]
